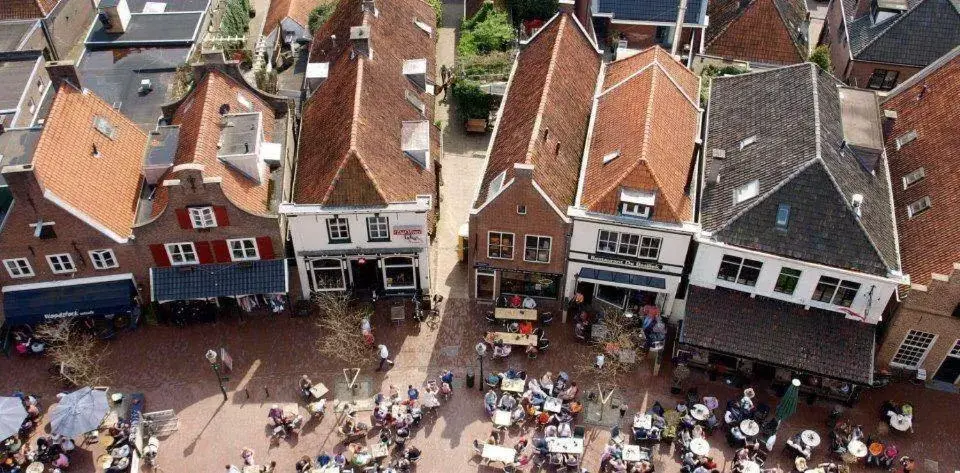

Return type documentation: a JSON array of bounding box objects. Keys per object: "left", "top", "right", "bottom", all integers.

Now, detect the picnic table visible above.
[
  {"left": 492, "top": 409, "right": 512, "bottom": 427},
  {"left": 370, "top": 442, "right": 389, "bottom": 459},
  {"left": 481, "top": 444, "right": 517, "bottom": 464},
  {"left": 500, "top": 378, "right": 525, "bottom": 393},
  {"left": 633, "top": 414, "right": 652, "bottom": 430},
  {"left": 622, "top": 445, "right": 642, "bottom": 462},
  {"left": 494, "top": 308, "right": 538, "bottom": 321},
  {"left": 492, "top": 332, "right": 537, "bottom": 347},
  {"left": 309, "top": 383, "right": 329, "bottom": 399},
  {"left": 545, "top": 437, "right": 584, "bottom": 455},
  {"left": 543, "top": 397, "right": 562, "bottom": 413}
]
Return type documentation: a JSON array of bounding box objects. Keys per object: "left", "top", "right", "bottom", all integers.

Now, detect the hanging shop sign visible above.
[{"left": 393, "top": 225, "right": 425, "bottom": 244}]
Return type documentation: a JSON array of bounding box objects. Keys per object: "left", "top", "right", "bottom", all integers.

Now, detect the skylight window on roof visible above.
[
  {"left": 93, "top": 115, "right": 116, "bottom": 140},
  {"left": 907, "top": 196, "right": 931, "bottom": 218},
  {"left": 489, "top": 170, "right": 506, "bottom": 197},
  {"left": 895, "top": 130, "right": 917, "bottom": 150},
  {"left": 733, "top": 179, "right": 759, "bottom": 204},
  {"left": 401, "top": 120, "right": 430, "bottom": 168},
  {"left": 902, "top": 167, "right": 925, "bottom": 189},
  {"left": 602, "top": 150, "right": 620, "bottom": 164},
  {"left": 405, "top": 89, "right": 425, "bottom": 116},
  {"left": 414, "top": 18, "right": 433, "bottom": 36},
  {"left": 775, "top": 203, "right": 790, "bottom": 228},
  {"left": 739, "top": 135, "right": 757, "bottom": 150},
  {"left": 237, "top": 93, "right": 254, "bottom": 111}
]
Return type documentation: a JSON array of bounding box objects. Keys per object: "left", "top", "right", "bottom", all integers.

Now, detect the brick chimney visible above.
[
  {"left": 351, "top": 26, "right": 372, "bottom": 59},
  {"left": 513, "top": 162, "right": 534, "bottom": 182},
  {"left": 559, "top": 0, "right": 594, "bottom": 37},
  {"left": 45, "top": 60, "right": 81, "bottom": 89}
]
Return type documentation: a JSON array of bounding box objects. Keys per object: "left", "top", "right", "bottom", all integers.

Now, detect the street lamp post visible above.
[
  {"left": 475, "top": 342, "right": 487, "bottom": 392},
  {"left": 205, "top": 349, "right": 228, "bottom": 401}
]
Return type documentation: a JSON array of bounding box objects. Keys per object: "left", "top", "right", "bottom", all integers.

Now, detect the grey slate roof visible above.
[
  {"left": 844, "top": 0, "right": 960, "bottom": 67},
  {"left": 0, "top": 20, "right": 38, "bottom": 52},
  {"left": 0, "top": 127, "right": 41, "bottom": 186},
  {"left": 681, "top": 286, "right": 876, "bottom": 384},
  {"left": 702, "top": 63, "right": 900, "bottom": 276},
  {"left": 597, "top": 0, "right": 709, "bottom": 24},
  {"left": 86, "top": 12, "right": 204, "bottom": 46},
  {"left": 0, "top": 52, "right": 40, "bottom": 110},
  {"left": 151, "top": 259, "right": 288, "bottom": 301}
]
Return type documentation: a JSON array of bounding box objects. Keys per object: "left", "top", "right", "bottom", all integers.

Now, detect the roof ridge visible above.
[
  {"left": 524, "top": 15, "right": 568, "bottom": 164},
  {"left": 599, "top": 61, "right": 658, "bottom": 96},
  {"left": 882, "top": 44, "right": 960, "bottom": 100},
  {"left": 653, "top": 61, "right": 700, "bottom": 108},
  {"left": 606, "top": 45, "right": 659, "bottom": 65}
]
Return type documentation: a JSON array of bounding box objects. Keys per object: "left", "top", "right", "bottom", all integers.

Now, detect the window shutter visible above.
[
  {"left": 213, "top": 206, "right": 230, "bottom": 226},
  {"left": 175, "top": 208, "right": 192, "bottom": 229},
  {"left": 256, "top": 236, "right": 274, "bottom": 260},
  {"left": 212, "top": 240, "right": 231, "bottom": 262},
  {"left": 150, "top": 244, "right": 171, "bottom": 267},
  {"left": 196, "top": 241, "right": 214, "bottom": 264}
]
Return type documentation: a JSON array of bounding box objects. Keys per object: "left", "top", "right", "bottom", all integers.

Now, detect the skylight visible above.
[
  {"left": 488, "top": 170, "right": 506, "bottom": 196},
  {"left": 414, "top": 18, "right": 433, "bottom": 36},
  {"left": 775, "top": 203, "right": 790, "bottom": 228},
  {"left": 237, "top": 93, "right": 254, "bottom": 111},
  {"left": 902, "top": 167, "right": 925, "bottom": 189},
  {"left": 602, "top": 150, "right": 620, "bottom": 164},
  {"left": 93, "top": 115, "right": 116, "bottom": 140},
  {"left": 739, "top": 135, "right": 757, "bottom": 150},
  {"left": 895, "top": 130, "right": 917, "bottom": 150},
  {"left": 733, "top": 179, "right": 760, "bottom": 204}
]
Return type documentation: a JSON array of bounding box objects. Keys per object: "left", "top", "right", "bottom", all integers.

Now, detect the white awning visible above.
[{"left": 620, "top": 188, "right": 656, "bottom": 206}]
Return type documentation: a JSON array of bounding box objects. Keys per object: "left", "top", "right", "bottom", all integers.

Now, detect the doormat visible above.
[{"left": 583, "top": 393, "right": 625, "bottom": 428}]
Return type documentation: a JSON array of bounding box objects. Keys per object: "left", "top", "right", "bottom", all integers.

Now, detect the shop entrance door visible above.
[
  {"left": 476, "top": 270, "right": 495, "bottom": 301},
  {"left": 350, "top": 259, "right": 381, "bottom": 294},
  {"left": 933, "top": 341, "right": 960, "bottom": 384}
]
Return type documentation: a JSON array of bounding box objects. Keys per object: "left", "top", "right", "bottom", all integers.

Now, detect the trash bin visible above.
[{"left": 466, "top": 372, "right": 475, "bottom": 388}]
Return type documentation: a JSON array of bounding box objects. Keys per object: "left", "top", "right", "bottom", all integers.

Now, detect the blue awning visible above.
[
  {"left": 2, "top": 276, "right": 136, "bottom": 327},
  {"left": 577, "top": 267, "right": 667, "bottom": 290},
  {"left": 151, "top": 259, "right": 288, "bottom": 302}
]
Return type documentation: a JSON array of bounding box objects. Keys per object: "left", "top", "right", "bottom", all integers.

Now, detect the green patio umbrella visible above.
[{"left": 775, "top": 379, "right": 802, "bottom": 422}]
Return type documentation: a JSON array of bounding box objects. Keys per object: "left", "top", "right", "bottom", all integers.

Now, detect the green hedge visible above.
[
  {"left": 220, "top": 0, "right": 251, "bottom": 36},
  {"left": 451, "top": 80, "right": 493, "bottom": 121},
  {"left": 458, "top": 4, "right": 515, "bottom": 57}
]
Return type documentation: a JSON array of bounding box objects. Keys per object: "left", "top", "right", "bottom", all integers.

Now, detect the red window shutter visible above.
[
  {"left": 256, "top": 236, "right": 274, "bottom": 260},
  {"left": 150, "top": 244, "right": 170, "bottom": 267},
  {"left": 212, "top": 240, "right": 231, "bottom": 262},
  {"left": 175, "top": 208, "right": 192, "bottom": 229},
  {"left": 213, "top": 206, "right": 230, "bottom": 226},
  {"left": 196, "top": 241, "right": 214, "bottom": 264}
]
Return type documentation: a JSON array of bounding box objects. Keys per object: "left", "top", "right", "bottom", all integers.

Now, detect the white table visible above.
[
  {"left": 847, "top": 440, "right": 868, "bottom": 458},
  {"left": 491, "top": 332, "right": 538, "bottom": 346},
  {"left": 633, "top": 414, "right": 652, "bottom": 430},
  {"left": 546, "top": 437, "right": 584, "bottom": 454},
  {"left": 689, "top": 438, "right": 710, "bottom": 456},
  {"left": 482, "top": 444, "right": 517, "bottom": 464},
  {"left": 494, "top": 308, "right": 538, "bottom": 321},
  {"left": 391, "top": 404, "right": 406, "bottom": 419},
  {"left": 543, "top": 397, "right": 562, "bottom": 413},
  {"left": 740, "top": 419, "right": 760, "bottom": 437},
  {"left": 500, "top": 378, "right": 525, "bottom": 393},
  {"left": 889, "top": 414, "right": 912, "bottom": 432},
  {"left": 800, "top": 430, "right": 821, "bottom": 447},
  {"left": 622, "top": 445, "right": 642, "bottom": 462},
  {"left": 690, "top": 404, "right": 710, "bottom": 421},
  {"left": 740, "top": 460, "right": 761, "bottom": 473},
  {"left": 492, "top": 409, "right": 512, "bottom": 427},
  {"left": 309, "top": 383, "right": 329, "bottom": 399}
]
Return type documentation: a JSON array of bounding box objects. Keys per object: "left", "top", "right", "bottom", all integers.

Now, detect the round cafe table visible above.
[
  {"left": 690, "top": 404, "right": 710, "bottom": 421},
  {"left": 740, "top": 460, "right": 761, "bottom": 473},
  {"left": 689, "top": 438, "right": 710, "bottom": 456},
  {"left": 739, "top": 419, "right": 760, "bottom": 437},
  {"left": 889, "top": 414, "right": 912, "bottom": 432},
  {"left": 26, "top": 463, "right": 44, "bottom": 473},
  {"left": 847, "top": 440, "right": 868, "bottom": 458},
  {"left": 800, "top": 430, "right": 821, "bottom": 447}
]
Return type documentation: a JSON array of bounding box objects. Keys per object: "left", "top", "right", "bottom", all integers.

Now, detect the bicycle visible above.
[{"left": 414, "top": 294, "right": 442, "bottom": 330}]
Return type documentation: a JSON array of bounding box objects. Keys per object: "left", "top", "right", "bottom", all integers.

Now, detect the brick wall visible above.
[
  {"left": 819, "top": 0, "right": 853, "bottom": 80},
  {"left": 132, "top": 167, "right": 284, "bottom": 298},
  {"left": 876, "top": 265, "right": 960, "bottom": 381},
  {"left": 844, "top": 60, "right": 922, "bottom": 90},
  {"left": 468, "top": 168, "right": 570, "bottom": 299},
  {"left": 610, "top": 23, "right": 699, "bottom": 52}
]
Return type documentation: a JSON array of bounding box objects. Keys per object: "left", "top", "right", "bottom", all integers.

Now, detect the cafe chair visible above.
[
  {"left": 540, "top": 312, "right": 554, "bottom": 325},
  {"left": 532, "top": 327, "right": 545, "bottom": 339},
  {"left": 536, "top": 338, "right": 551, "bottom": 352},
  {"left": 485, "top": 311, "right": 497, "bottom": 324},
  {"left": 574, "top": 425, "right": 586, "bottom": 438}
]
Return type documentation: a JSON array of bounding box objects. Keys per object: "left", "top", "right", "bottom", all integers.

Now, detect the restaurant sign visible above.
[
  {"left": 587, "top": 253, "right": 663, "bottom": 271},
  {"left": 393, "top": 225, "right": 425, "bottom": 244},
  {"left": 43, "top": 309, "right": 95, "bottom": 320}
]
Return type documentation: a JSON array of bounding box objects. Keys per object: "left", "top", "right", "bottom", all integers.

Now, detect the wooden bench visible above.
[{"left": 465, "top": 119, "right": 488, "bottom": 133}]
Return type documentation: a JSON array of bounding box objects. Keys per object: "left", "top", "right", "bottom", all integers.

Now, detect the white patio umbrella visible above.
[
  {"left": 50, "top": 387, "right": 109, "bottom": 438},
  {"left": 0, "top": 397, "right": 27, "bottom": 440}
]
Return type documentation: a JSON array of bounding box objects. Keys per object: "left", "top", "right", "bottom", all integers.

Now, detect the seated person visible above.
[
  {"left": 513, "top": 437, "right": 528, "bottom": 454},
  {"left": 559, "top": 382, "right": 579, "bottom": 401},
  {"left": 484, "top": 390, "right": 498, "bottom": 415},
  {"left": 532, "top": 437, "right": 549, "bottom": 455},
  {"left": 317, "top": 452, "right": 331, "bottom": 466},
  {"left": 499, "top": 394, "right": 517, "bottom": 410},
  {"left": 404, "top": 447, "right": 421, "bottom": 462},
  {"left": 649, "top": 401, "right": 665, "bottom": 417},
  {"left": 509, "top": 294, "right": 522, "bottom": 308},
  {"left": 295, "top": 456, "right": 314, "bottom": 473},
  {"left": 333, "top": 453, "right": 347, "bottom": 466},
  {"left": 492, "top": 342, "right": 512, "bottom": 358},
  {"left": 557, "top": 422, "right": 572, "bottom": 438},
  {"left": 518, "top": 321, "right": 533, "bottom": 335},
  {"left": 544, "top": 425, "right": 558, "bottom": 437},
  {"left": 511, "top": 405, "right": 525, "bottom": 423},
  {"left": 407, "top": 385, "right": 419, "bottom": 400},
  {"left": 299, "top": 375, "right": 313, "bottom": 396},
  {"left": 267, "top": 405, "right": 285, "bottom": 425}
]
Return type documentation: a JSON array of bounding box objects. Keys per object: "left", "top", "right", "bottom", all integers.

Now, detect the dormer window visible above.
[
  {"left": 734, "top": 179, "right": 760, "bottom": 204},
  {"left": 895, "top": 130, "right": 917, "bottom": 150},
  {"left": 619, "top": 188, "right": 655, "bottom": 218},
  {"left": 902, "top": 167, "right": 925, "bottom": 189},
  {"left": 870, "top": 0, "right": 904, "bottom": 24}
]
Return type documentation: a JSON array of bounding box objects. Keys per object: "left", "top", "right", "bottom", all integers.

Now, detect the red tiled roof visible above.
[
  {"left": 580, "top": 46, "right": 700, "bottom": 222},
  {"left": 881, "top": 51, "right": 960, "bottom": 286},
  {"left": 474, "top": 12, "right": 601, "bottom": 209},
  {"left": 153, "top": 70, "right": 277, "bottom": 217},
  {"left": 705, "top": 0, "right": 806, "bottom": 66},
  {"left": 263, "top": 0, "right": 332, "bottom": 36},
  {"left": 294, "top": 0, "right": 438, "bottom": 206},
  {"left": 0, "top": 0, "right": 58, "bottom": 20},
  {"left": 32, "top": 85, "right": 147, "bottom": 240}
]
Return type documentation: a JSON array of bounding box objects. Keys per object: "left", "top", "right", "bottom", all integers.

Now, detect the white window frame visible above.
[
  {"left": 950, "top": 339, "right": 960, "bottom": 358},
  {"left": 620, "top": 201, "right": 651, "bottom": 218},
  {"left": 227, "top": 238, "right": 259, "bottom": 261},
  {"left": 734, "top": 179, "right": 760, "bottom": 204},
  {"left": 597, "top": 230, "right": 620, "bottom": 254},
  {"left": 46, "top": 253, "right": 76, "bottom": 274},
  {"left": 902, "top": 167, "right": 925, "bottom": 189},
  {"left": 617, "top": 233, "right": 640, "bottom": 257},
  {"left": 88, "top": 249, "right": 118, "bottom": 270},
  {"left": 327, "top": 217, "right": 351, "bottom": 242},
  {"left": 523, "top": 235, "right": 552, "bottom": 264},
  {"left": 3, "top": 258, "right": 34, "bottom": 278},
  {"left": 382, "top": 257, "right": 417, "bottom": 290},
  {"left": 189, "top": 206, "right": 217, "bottom": 228},
  {"left": 366, "top": 216, "right": 390, "bottom": 241},
  {"left": 638, "top": 236, "right": 661, "bottom": 260},
  {"left": 890, "top": 330, "right": 937, "bottom": 369},
  {"left": 308, "top": 258, "right": 346, "bottom": 291},
  {"left": 906, "top": 196, "right": 931, "bottom": 218},
  {"left": 165, "top": 242, "right": 198, "bottom": 266},
  {"left": 487, "top": 231, "right": 515, "bottom": 260},
  {"left": 516, "top": 205, "right": 527, "bottom": 215}
]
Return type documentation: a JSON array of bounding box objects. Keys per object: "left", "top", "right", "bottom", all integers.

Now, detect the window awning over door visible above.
[
  {"left": 2, "top": 274, "right": 136, "bottom": 326},
  {"left": 151, "top": 260, "right": 288, "bottom": 302}
]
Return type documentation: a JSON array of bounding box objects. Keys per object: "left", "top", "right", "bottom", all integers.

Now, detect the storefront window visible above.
[
  {"left": 383, "top": 257, "right": 416, "bottom": 290},
  {"left": 500, "top": 270, "right": 560, "bottom": 299},
  {"left": 309, "top": 258, "right": 346, "bottom": 291},
  {"left": 596, "top": 284, "right": 627, "bottom": 308}
]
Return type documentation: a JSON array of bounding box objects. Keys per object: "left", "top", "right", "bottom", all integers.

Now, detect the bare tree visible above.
[
  {"left": 34, "top": 319, "right": 112, "bottom": 387},
  {"left": 312, "top": 292, "right": 375, "bottom": 368},
  {"left": 573, "top": 308, "right": 643, "bottom": 401}
]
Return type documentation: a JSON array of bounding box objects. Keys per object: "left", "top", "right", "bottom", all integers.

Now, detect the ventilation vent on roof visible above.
[
  {"left": 401, "top": 120, "right": 430, "bottom": 168},
  {"left": 92, "top": 143, "right": 101, "bottom": 158},
  {"left": 738, "top": 135, "right": 757, "bottom": 150},
  {"left": 883, "top": 110, "right": 898, "bottom": 120},
  {"left": 851, "top": 193, "right": 863, "bottom": 217},
  {"left": 362, "top": 0, "right": 378, "bottom": 16},
  {"left": 602, "top": 150, "right": 620, "bottom": 164},
  {"left": 895, "top": 130, "right": 917, "bottom": 150},
  {"left": 93, "top": 115, "right": 116, "bottom": 140},
  {"left": 711, "top": 148, "right": 726, "bottom": 159}
]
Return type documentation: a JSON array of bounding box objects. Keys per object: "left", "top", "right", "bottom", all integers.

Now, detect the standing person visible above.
[
  {"left": 376, "top": 344, "right": 394, "bottom": 371},
  {"left": 441, "top": 369, "right": 454, "bottom": 390}
]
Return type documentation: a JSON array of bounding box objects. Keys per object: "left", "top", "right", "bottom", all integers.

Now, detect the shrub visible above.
[
  {"left": 427, "top": 0, "right": 443, "bottom": 27},
  {"left": 507, "top": 0, "right": 559, "bottom": 23},
  {"left": 308, "top": 2, "right": 337, "bottom": 33},
  {"left": 809, "top": 45, "right": 831, "bottom": 72},
  {"left": 451, "top": 79, "right": 493, "bottom": 121},
  {"left": 220, "top": 0, "right": 251, "bottom": 37},
  {"left": 458, "top": 7, "right": 515, "bottom": 57}
]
